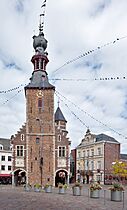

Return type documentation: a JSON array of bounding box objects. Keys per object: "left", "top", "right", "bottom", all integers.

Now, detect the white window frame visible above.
[
  {"left": 21, "top": 134, "right": 24, "bottom": 141},
  {"left": 58, "top": 146, "right": 66, "bottom": 157},
  {"left": 91, "top": 149, "right": 94, "bottom": 156},
  {"left": 78, "top": 151, "right": 81, "bottom": 158},
  {"left": 57, "top": 134, "right": 61, "bottom": 142},
  {"left": 97, "top": 161, "right": 101, "bottom": 169},
  {"left": 0, "top": 144, "right": 3, "bottom": 150},
  {"left": 97, "top": 147, "right": 101, "bottom": 155},
  {"left": 16, "top": 145, "right": 24, "bottom": 157},
  {"left": 91, "top": 160, "right": 94, "bottom": 170}
]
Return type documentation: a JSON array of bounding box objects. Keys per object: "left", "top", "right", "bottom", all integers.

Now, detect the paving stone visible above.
[{"left": 0, "top": 185, "right": 126, "bottom": 210}]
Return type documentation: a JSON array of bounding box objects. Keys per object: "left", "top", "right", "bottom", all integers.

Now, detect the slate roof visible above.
[
  {"left": 120, "top": 154, "right": 127, "bottom": 160},
  {"left": 96, "top": 133, "right": 119, "bottom": 143},
  {"left": 55, "top": 107, "right": 67, "bottom": 122},
  {"left": 25, "top": 70, "right": 55, "bottom": 90},
  {"left": 0, "top": 138, "right": 11, "bottom": 150}
]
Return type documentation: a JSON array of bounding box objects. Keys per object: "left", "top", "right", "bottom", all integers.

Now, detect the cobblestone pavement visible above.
[{"left": 0, "top": 185, "right": 127, "bottom": 210}]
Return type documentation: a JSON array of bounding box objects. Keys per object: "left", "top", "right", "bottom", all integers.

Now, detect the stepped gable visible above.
[{"left": 11, "top": 123, "right": 26, "bottom": 141}]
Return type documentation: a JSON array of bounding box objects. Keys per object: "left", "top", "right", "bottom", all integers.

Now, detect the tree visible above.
[{"left": 112, "top": 160, "right": 127, "bottom": 181}]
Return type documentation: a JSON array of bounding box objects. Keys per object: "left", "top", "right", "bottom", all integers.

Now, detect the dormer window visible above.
[{"left": 0, "top": 145, "right": 3, "bottom": 150}]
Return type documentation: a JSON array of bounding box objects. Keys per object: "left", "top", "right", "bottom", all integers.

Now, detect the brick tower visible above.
[{"left": 25, "top": 20, "right": 55, "bottom": 186}]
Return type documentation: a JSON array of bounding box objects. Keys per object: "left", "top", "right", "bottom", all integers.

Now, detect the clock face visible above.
[{"left": 36, "top": 90, "right": 43, "bottom": 97}]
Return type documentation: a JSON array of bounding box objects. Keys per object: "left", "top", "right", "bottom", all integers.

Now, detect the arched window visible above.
[
  {"left": 21, "top": 134, "right": 24, "bottom": 141},
  {"left": 36, "top": 137, "right": 40, "bottom": 144},
  {"left": 58, "top": 135, "right": 61, "bottom": 142},
  {"left": 38, "top": 98, "right": 44, "bottom": 113}
]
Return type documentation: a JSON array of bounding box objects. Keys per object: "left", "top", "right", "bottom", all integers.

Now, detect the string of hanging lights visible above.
[
  {"left": 52, "top": 35, "right": 127, "bottom": 74},
  {"left": 55, "top": 90, "right": 127, "bottom": 139},
  {"left": 0, "top": 76, "right": 126, "bottom": 94},
  {"left": 2, "top": 89, "right": 23, "bottom": 105},
  {"left": 49, "top": 76, "right": 126, "bottom": 82}
]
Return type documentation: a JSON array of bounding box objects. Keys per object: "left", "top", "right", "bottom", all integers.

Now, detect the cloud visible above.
[{"left": 0, "top": 0, "right": 127, "bottom": 154}]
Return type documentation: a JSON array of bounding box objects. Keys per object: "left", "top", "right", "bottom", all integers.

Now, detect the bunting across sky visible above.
[
  {"left": 39, "top": 0, "right": 47, "bottom": 33},
  {"left": 55, "top": 90, "right": 127, "bottom": 139},
  {"left": 55, "top": 92, "right": 89, "bottom": 129},
  {"left": 0, "top": 84, "right": 26, "bottom": 94},
  {"left": 50, "top": 76, "right": 126, "bottom": 82},
  {"left": 0, "top": 76, "right": 126, "bottom": 95},
  {"left": 2, "top": 89, "right": 23, "bottom": 105},
  {"left": 52, "top": 35, "right": 127, "bottom": 74}
]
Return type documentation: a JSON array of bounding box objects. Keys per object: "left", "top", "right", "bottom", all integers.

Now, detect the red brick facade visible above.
[
  {"left": 55, "top": 117, "right": 71, "bottom": 186},
  {"left": 11, "top": 125, "right": 26, "bottom": 185},
  {"left": 25, "top": 88, "right": 55, "bottom": 186},
  {"left": 104, "top": 142, "right": 120, "bottom": 184}
]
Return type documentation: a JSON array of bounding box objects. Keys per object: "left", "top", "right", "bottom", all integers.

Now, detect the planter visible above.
[
  {"left": 45, "top": 185, "right": 52, "bottom": 193},
  {"left": 34, "top": 187, "right": 41, "bottom": 192},
  {"left": 72, "top": 186, "right": 81, "bottom": 196},
  {"left": 59, "top": 188, "right": 66, "bottom": 194},
  {"left": 111, "top": 191, "right": 122, "bottom": 202},
  {"left": 24, "top": 186, "right": 32, "bottom": 192},
  {"left": 90, "top": 190, "right": 100, "bottom": 198}
]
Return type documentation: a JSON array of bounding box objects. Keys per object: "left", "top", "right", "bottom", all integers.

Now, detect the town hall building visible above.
[{"left": 11, "top": 15, "right": 71, "bottom": 187}]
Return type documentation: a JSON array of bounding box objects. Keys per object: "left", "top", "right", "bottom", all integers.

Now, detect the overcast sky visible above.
[{"left": 0, "top": 0, "right": 127, "bottom": 153}]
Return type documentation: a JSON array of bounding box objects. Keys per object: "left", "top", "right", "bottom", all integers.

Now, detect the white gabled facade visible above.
[
  {"left": 0, "top": 139, "right": 12, "bottom": 184},
  {"left": 76, "top": 129, "right": 120, "bottom": 184}
]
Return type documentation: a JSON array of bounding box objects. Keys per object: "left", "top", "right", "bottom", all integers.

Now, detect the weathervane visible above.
[{"left": 39, "top": 0, "right": 47, "bottom": 34}]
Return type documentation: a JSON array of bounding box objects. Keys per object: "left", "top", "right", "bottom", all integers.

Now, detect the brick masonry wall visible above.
[
  {"left": 26, "top": 88, "right": 55, "bottom": 186},
  {"left": 55, "top": 121, "right": 69, "bottom": 172},
  {"left": 105, "top": 142, "right": 120, "bottom": 174},
  {"left": 11, "top": 125, "right": 26, "bottom": 172}
]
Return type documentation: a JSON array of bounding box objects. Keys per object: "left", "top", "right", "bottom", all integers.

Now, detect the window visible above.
[
  {"left": 1, "top": 165, "right": 5, "bottom": 170},
  {"left": 21, "top": 134, "right": 24, "bottom": 141},
  {"left": 38, "top": 98, "right": 42, "bottom": 107},
  {"left": 8, "top": 156, "right": 11, "bottom": 161},
  {"left": 91, "top": 161, "right": 94, "bottom": 170},
  {"left": 59, "top": 146, "right": 66, "bottom": 157},
  {"left": 36, "top": 137, "right": 40, "bottom": 144},
  {"left": 16, "top": 145, "right": 24, "bottom": 157},
  {"left": 78, "top": 151, "right": 81, "bottom": 158},
  {"left": 58, "top": 135, "right": 61, "bottom": 142},
  {"left": 97, "top": 148, "right": 101, "bottom": 155},
  {"left": 1, "top": 156, "right": 5, "bottom": 161},
  {"left": 31, "top": 162, "right": 33, "bottom": 172},
  {"left": 85, "top": 160, "right": 89, "bottom": 170},
  {"left": 87, "top": 150, "right": 89, "bottom": 157},
  {"left": 97, "top": 161, "right": 101, "bottom": 169},
  {"left": 83, "top": 151, "right": 85, "bottom": 157},
  {"left": 0, "top": 146, "right": 3, "bottom": 150},
  {"left": 96, "top": 175, "right": 101, "bottom": 182},
  {"left": 30, "top": 106, "right": 32, "bottom": 113},
  {"left": 8, "top": 166, "right": 11, "bottom": 171},
  {"left": 91, "top": 149, "right": 94, "bottom": 156},
  {"left": 38, "top": 98, "right": 44, "bottom": 112},
  {"left": 36, "top": 60, "right": 39, "bottom": 69}
]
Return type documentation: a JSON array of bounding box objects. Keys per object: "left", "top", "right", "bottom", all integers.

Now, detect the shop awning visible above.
[{"left": 0, "top": 174, "right": 12, "bottom": 177}]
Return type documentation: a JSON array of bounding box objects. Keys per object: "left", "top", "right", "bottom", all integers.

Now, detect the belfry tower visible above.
[{"left": 25, "top": 17, "right": 55, "bottom": 186}]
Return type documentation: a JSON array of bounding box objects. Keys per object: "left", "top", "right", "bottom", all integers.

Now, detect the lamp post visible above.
[{"left": 104, "top": 141, "right": 106, "bottom": 185}]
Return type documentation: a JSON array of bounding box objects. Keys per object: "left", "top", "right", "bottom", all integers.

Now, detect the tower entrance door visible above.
[
  {"left": 13, "top": 169, "right": 26, "bottom": 186},
  {"left": 55, "top": 170, "right": 67, "bottom": 187}
]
